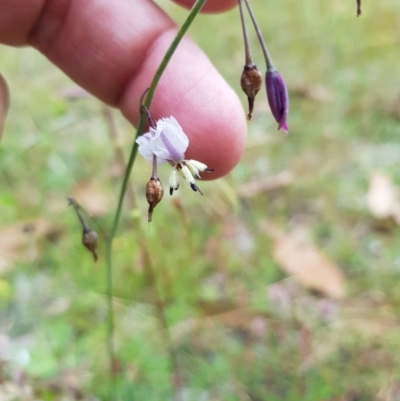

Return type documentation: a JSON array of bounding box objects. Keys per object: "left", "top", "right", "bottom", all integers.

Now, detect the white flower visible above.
[{"left": 136, "top": 117, "right": 213, "bottom": 195}]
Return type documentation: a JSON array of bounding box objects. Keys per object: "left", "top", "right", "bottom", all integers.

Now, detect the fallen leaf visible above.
[
  {"left": 236, "top": 171, "right": 294, "bottom": 198},
  {"left": 197, "top": 299, "right": 239, "bottom": 317},
  {"left": 197, "top": 300, "right": 268, "bottom": 330},
  {"left": 261, "top": 222, "right": 345, "bottom": 299},
  {"left": 366, "top": 171, "right": 400, "bottom": 223},
  {"left": 0, "top": 219, "right": 61, "bottom": 273}
]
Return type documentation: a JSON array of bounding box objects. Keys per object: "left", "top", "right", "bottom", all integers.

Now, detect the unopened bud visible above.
[
  {"left": 146, "top": 178, "right": 164, "bottom": 222},
  {"left": 241, "top": 63, "right": 263, "bottom": 120},
  {"left": 82, "top": 228, "right": 98, "bottom": 262},
  {"left": 266, "top": 69, "right": 289, "bottom": 134}
]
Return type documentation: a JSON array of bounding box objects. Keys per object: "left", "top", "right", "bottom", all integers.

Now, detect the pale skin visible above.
[{"left": 0, "top": 0, "right": 246, "bottom": 179}]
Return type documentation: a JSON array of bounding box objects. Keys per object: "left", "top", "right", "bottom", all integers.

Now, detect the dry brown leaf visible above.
[
  {"left": 197, "top": 299, "right": 239, "bottom": 317},
  {"left": 211, "top": 309, "right": 259, "bottom": 329},
  {"left": 197, "top": 300, "right": 267, "bottom": 331},
  {"left": 236, "top": 171, "right": 294, "bottom": 198},
  {"left": 366, "top": 171, "right": 400, "bottom": 223},
  {"left": 72, "top": 182, "right": 112, "bottom": 217},
  {"left": 261, "top": 222, "right": 345, "bottom": 299},
  {"left": 0, "top": 219, "right": 60, "bottom": 273}
]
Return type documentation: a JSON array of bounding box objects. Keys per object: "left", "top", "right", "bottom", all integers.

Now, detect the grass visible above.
[{"left": 1, "top": 0, "right": 400, "bottom": 400}]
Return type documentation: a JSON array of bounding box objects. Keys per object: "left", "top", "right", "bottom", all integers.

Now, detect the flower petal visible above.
[
  {"left": 136, "top": 117, "right": 190, "bottom": 165},
  {"left": 150, "top": 117, "right": 189, "bottom": 163},
  {"left": 136, "top": 130, "right": 159, "bottom": 163}
]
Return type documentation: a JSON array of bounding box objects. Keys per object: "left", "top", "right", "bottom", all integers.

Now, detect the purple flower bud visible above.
[{"left": 266, "top": 70, "right": 289, "bottom": 134}]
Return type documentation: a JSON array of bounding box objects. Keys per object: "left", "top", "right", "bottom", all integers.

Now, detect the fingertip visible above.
[{"left": 183, "top": 82, "right": 247, "bottom": 180}]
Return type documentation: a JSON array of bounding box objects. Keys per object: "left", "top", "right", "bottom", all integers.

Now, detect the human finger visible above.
[{"left": 0, "top": 0, "right": 247, "bottom": 179}]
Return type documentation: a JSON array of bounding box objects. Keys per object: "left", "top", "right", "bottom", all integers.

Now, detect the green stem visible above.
[
  {"left": 244, "top": 0, "right": 275, "bottom": 71},
  {"left": 104, "top": 0, "right": 208, "bottom": 385},
  {"left": 238, "top": 0, "right": 253, "bottom": 66}
]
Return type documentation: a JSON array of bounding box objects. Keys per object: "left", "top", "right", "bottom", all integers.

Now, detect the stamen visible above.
[
  {"left": 169, "top": 169, "right": 179, "bottom": 195},
  {"left": 190, "top": 183, "right": 203, "bottom": 195}
]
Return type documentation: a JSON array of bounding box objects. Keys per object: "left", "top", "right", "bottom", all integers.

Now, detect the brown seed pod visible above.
[
  {"left": 356, "top": 0, "right": 362, "bottom": 16},
  {"left": 240, "top": 63, "right": 263, "bottom": 120},
  {"left": 82, "top": 228, "right": 98, "bottom": 262},
  {"left": 146, "top": 178, "right": 164, "bottom": 222}
]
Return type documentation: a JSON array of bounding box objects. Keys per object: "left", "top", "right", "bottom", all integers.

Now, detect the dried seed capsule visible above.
[
  {"left": 82, "top": 228, "right": 98, "bottom": 262},
  {"left": 146, "top": 178, "right": 164, "bottom": 222},
  {"left": 241, "top": 63, "right": 263, "bottom": 120},
  {"left": 357, "top": 0, "right": 362, "bottom": 16}
]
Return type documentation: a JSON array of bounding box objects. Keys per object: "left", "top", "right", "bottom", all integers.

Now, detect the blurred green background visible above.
[{"left": 1, "top": 0, "right": 400, "bottom": 400}]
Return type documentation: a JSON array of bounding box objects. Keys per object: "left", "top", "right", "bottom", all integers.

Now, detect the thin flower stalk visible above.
[
  {"left": 244, "top": 0, "right": 289, "bottom": 133},
  {"left": 238, "top": 0, "right": 252, "bottom": 66},
  {"left": 238, "top": 0, "right": 262, "bottom": 120},
  {"left": 244, "top": 0, "right": 275, "bottom": 71},
  {"left": 68, "top": 197, "right": 98, "bottom": 262},
  {"left": 104, "top": 0, "right": 208, "bottom": 388}
]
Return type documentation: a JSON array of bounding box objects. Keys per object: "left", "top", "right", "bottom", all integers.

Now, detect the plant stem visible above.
[
  {"left": 142, "top": 238, "right": 182, "bottom": 399},
  {"left": 238, "top": 0, "right": 253, "bottom": 65},
  {"left": 104, "top": 0, "right": 208, "bottom": 387},
  {"left": 151, "top": 154, "right": 158, "bottom": 179},
  {"left": 68, "top": 197, "right": 89, "bottom": 231},
  {"left": 244, "top": 0, "right": 275, "bottom": 71}
]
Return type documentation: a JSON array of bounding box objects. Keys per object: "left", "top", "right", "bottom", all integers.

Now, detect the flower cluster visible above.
[{"left": 137, "top": 115, "right": 213, "bottom": 221}]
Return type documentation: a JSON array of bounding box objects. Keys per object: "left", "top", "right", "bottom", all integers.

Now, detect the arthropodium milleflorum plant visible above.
[
  {"left": 104, "top": 0, "right": 209, "bottom": 387},
  {"left": 95, "top": 0, "right": 364, "bottom": 394},
  {"left": 106, "top": 0, "right": 289, "bottom": 381}
]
